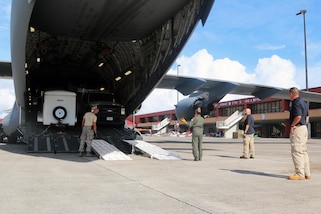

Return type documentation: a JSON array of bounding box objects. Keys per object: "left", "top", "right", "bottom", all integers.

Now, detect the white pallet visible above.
[
  {"left": 123, "top": 140, "right": 181, "bottom": 160},
  {"left": 91, "top": 139, "right": 132, "bottom": 160}
]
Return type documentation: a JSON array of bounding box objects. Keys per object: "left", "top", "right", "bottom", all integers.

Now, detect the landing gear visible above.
[{"left": 7, "top": 133, "right": 18, "bottom": 143}]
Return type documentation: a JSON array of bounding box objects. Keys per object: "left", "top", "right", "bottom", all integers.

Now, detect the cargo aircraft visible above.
[
  {"left": 1, "top": 0, "right": 320, "bottom": 152},
  {"left": 0, "top": 0, "right": 215, "bottom": 151}
]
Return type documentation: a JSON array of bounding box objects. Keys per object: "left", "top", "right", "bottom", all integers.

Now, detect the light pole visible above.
[
  {"left": 176, "top": 64, "right": 181, "bottom": 104},
  {"left": 176, "top": 64, "right": 181, "bottom": 136},
  {"left": 296, "top": 9, "right": 308, "bottom": 92},
  {"left": 296, "top": 9, "right": 310, "bottom": 138}
]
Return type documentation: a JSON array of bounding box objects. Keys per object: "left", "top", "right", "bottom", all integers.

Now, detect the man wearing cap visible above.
[
  {"left": 78, "top": 106, "right": 99, "bottom": 157},
  {"left": 188, "top": 107, "right": 204, "bottom": 161}
]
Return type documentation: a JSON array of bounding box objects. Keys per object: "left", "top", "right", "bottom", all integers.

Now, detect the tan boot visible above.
[{"left": 288, "top": 174, "right": 305, "bottom": 180}]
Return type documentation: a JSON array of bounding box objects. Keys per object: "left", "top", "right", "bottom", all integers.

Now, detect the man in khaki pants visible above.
[
  {"left": 288, "top": 87, "right": 311, "bottom": 180},
  {"left": 240, "top": 108, "right": 255, "bottom": 159},
  {"left": 78, "top": 106, "right": 99, "bottom": 157}
]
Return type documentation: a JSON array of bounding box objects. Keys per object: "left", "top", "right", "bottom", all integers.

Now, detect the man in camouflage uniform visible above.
[{"left": 78, "top": 107, "right": 99, "bottom": 157}]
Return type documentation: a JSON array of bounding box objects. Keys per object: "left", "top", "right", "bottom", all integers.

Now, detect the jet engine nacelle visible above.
[
  {"left": 2, "top": 102, "right": 19, "bottom": 137},
  {"left": 175, "top": 96, "right": 204, "bottom": 121}
]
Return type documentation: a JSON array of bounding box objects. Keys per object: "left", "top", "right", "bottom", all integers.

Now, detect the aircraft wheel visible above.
[{"left": 7, "top": 134, "right": 17, "bottom": 143}]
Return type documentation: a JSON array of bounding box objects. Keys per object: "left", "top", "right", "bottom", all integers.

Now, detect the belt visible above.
[{"left": 296, "top": 124, "right": 305, "bottom": 127}]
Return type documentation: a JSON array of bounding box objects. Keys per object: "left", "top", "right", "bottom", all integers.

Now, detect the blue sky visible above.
[{"left": 1, "top": 0, "right": 321, "bottom": 116}]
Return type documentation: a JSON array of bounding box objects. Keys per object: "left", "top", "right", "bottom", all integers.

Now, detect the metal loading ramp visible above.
[
  {"left": 28, "top": 135, "right": 80, "bottom": 153},
  {"left": 91, "top": 139, "right": 132, "bottom": 160},
  {"left": 123, "top": 140, "right": 181, "bottom": 160}
]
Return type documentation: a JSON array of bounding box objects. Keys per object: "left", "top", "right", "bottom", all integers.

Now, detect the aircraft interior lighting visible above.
[{"left": 124, "top": 70, "right": 132, "bottom": 76}]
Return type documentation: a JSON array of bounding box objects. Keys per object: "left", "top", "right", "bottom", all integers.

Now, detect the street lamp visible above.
[
  {"left": 176, "top": 64, "right": 181, "bottom": 137},
  {"left": 176, "top": 64, "right": 181, "bottom": 104},
  {"left": 296, "top": 9, "right": 308, "bottom": 92},
  {"left": 296, "top": 9, "right": 310, "bottom": 138}
]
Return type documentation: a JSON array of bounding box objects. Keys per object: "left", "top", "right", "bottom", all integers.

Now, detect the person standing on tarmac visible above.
[
  {"left": 240, "top": 108, "right": 255, "bottom": 159},
  {"left": 181, "top": 107, "right": 204, "bottom": 161},
  {"left": 78, "top": 106, "right": 99, "bottom": 157},
  {"left": 288, "top": 87, "right": 311, "bottom": 180}
]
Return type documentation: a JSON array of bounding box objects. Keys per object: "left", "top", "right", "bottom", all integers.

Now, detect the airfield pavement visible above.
[{"left": 0, "top": 136, "right": 320, "bottom": 214}]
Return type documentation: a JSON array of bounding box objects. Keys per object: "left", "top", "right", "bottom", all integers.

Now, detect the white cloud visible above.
[
  {"left": 254, "top": 55, "right": 297, "bottom": 88},
  {"left": 136, "top": 89, "right": 178, "bottom": 114},
  {"left": 171, "top": 49, "right": 255, "bottom": 83},
  {"left": 138, "top": 50, "right": 300, "bottom": 114},
  {"left": 0, "top": 79, "right": 15, "bottom": 117}
]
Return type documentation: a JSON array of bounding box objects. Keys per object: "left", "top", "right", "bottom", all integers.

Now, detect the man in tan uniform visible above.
[{"left": 78, "top": 107, "right": 99, "bottom": 157}]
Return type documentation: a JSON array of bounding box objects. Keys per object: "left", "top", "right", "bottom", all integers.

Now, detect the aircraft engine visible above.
[
  {"left": 175, "top": 96, "right": 204, "bottom": 121},
  {"left": 2, "top": 102, "right": 20, "bottom": 143}
]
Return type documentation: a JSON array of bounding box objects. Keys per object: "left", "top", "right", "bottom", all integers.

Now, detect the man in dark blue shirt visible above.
[
  {"left": 288, "top": 87, "right": 311, "bottom": 180},
  {"left": 240, "top": 108, "right": 255, "bottom": 159}
]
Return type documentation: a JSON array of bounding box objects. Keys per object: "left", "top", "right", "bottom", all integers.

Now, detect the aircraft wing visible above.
[
  {"left": 0, "top": 62, "right": 12, "bottom": 79},
  {"left": 157, "top": 75, "right": 321, "bottom": 103}
]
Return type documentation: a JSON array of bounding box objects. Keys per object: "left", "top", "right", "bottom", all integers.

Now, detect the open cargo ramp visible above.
[
  {"left": 91, "top": 139, "right": 132, "bottom": 160},
  {"left": 27, "top": 135, "right": 79, "bottom": 152},
  {"left": 123, "top": 140, "right": 181, "bottom": 160}
]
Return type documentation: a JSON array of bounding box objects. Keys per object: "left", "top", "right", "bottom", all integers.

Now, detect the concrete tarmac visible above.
[{"left": 0, "top": 136, "right": 320, "bottom": 214}]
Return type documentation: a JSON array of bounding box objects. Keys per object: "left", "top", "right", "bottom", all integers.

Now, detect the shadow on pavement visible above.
[{"left": 222, "top": 168, "right": 288, "bottom": 179}]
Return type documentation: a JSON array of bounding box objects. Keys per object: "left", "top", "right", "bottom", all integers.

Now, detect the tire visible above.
[
  {"left": 53, "top": 106, "right": 67, "bottom": 120},
  {"left": 7, "top": 134, "right": 17, "bottom": 143}
]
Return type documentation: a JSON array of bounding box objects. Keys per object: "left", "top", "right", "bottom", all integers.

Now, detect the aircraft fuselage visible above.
[{"left": 5, "top": 0, "right": 214, "bottom": 148}]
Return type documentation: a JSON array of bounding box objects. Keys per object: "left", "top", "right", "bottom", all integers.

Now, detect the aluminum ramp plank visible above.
[
  {"left": 91, "top": 139, "right": 132, "bottom": 160},
  {"left": 123, "top": 140, "right": 181, "bottom": 160}
]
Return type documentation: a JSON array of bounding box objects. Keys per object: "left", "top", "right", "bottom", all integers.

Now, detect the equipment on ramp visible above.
[
  {"left": 123, "top": 140, "right": 181, "bottom": 160},
  {"left": 91, "top": 139, "right": 132, "bottom": 160}
]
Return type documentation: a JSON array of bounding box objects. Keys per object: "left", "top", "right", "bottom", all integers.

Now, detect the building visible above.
[{"left": 128, "top": 87, "right": 321, "bottom": 138}]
